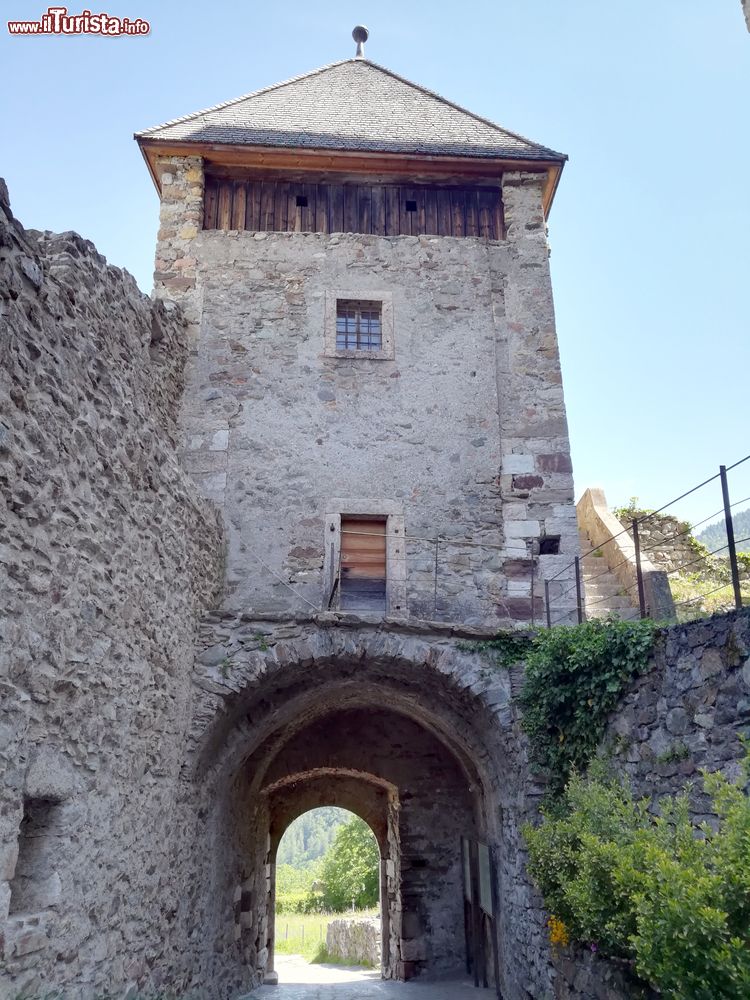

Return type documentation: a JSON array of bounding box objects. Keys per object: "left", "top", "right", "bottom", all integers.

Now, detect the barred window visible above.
[{"left": 336, "top": 300, "right": 382, "bottom": 352}]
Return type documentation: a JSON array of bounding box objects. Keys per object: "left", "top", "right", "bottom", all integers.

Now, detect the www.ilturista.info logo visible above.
[{"left": 8, "top": 6, "right": 150, "bottom": 35}]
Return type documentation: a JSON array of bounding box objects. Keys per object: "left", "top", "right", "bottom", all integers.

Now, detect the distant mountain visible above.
[
  {"left": 276, "top": 807, "right": 352, "bottom": 868},
  {"left": 697, "top": 508, "right": 750, "bottom": 554}
]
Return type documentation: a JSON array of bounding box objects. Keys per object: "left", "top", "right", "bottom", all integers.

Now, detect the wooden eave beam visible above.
[{"left": 136, "top": 138, "right": 565, "bottom": 217}]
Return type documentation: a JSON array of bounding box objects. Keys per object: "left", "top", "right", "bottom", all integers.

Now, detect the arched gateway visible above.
[{"left": 181, "top": 619, "right": 537, "bottom": 995}]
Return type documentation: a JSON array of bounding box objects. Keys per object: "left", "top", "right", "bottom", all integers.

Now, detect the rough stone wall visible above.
[
  {"left": 152, "top": 157, "right": 579, "bottom": 628},
  {"left": 326, "top": 917, "right": 380, "bottom": 967},
  {"left": 0, "top": 182, "right": 223, "bottom": 998},
  {"left": 604, "top": 608, "right": 749, "bottom": 803}
]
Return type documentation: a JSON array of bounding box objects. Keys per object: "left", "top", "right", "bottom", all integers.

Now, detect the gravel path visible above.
[{"left": 246, "top": 954, "right": 481, "bottom": 998}]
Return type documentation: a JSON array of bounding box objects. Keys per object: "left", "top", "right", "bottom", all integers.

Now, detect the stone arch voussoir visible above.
[{"left": 188, "top": 617, "right": 519, "bottom": 812}]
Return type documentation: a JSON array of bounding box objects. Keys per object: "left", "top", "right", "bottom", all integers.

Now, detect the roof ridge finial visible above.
[{"left": 352, "top": 24, "right": 369, "bottom": 59}]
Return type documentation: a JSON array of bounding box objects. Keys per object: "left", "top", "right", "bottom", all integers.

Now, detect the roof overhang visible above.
[{"left": 136, "top": 137, "right": 565, "bottom": 218}]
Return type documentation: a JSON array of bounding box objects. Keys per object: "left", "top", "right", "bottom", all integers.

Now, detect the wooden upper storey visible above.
[{"left": 203, "top": 171, "right": 504, "bottom": 239}]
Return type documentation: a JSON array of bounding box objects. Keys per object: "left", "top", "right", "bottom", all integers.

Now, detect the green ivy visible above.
[
  {"left": 462, "top": 619, "right": 658, "bottom": 794},
  {"left": 459, "top": 630, "right": 533, "bottom": 668},
  {"left": 519, "top": 618, "right": 658, "bottom": 795}
]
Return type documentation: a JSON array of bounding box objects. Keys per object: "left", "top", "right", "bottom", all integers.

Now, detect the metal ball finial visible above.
[{"left": 352, "top": 24, "right": 369, "bottom": 58}]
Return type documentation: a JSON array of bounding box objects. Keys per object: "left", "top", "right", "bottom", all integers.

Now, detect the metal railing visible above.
[{"left": 544, "top": 454, "right": 750, "bottom": 627}]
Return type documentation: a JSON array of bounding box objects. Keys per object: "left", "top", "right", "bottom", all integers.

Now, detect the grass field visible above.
[{"left": 274, "top": 909, "right": 379, "bottom": 964}]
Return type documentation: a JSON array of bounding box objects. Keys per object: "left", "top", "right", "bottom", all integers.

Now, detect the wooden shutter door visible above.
[{"left": 340, "top": 518, "right": 387, "bottom": 611}]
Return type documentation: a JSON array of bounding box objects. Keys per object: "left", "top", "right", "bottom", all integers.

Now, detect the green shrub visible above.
[
  {"left": 613, "top": 496, "right": 655, "bottom": 522},
  {"left": 276, "top": 890, "right": 314, "bottom": 914},
  {"left": 523, "top": 752, "right": 750, "bottom": 998}
]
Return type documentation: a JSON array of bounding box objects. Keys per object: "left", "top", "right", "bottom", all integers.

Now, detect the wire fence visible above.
[{"left": 545, "top": 454, "right": 750, "bottom": 628}]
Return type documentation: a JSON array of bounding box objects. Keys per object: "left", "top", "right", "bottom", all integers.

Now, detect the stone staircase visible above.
[{"left": 578, "top": 530, "right": 641, "bottom": 621}]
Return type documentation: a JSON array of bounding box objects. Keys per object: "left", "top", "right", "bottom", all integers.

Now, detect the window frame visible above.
[{"left": 324, "top": 290, "right": 395, "bottom": 360}]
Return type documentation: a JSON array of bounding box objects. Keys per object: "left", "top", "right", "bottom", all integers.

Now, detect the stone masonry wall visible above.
[
  {"left": 0, "top": 181, "right": 223, "bottom": 998},
  {"left": 605, "top": 608, "right": 749, "bottom": 806},
  {"left": 616, "top": 510, "right": 700, "bottom": 576},
  {"left": 152, "top": 157, "right": 579, "bottom": 628},
  {"left": 326, "top": 917, "right": 381, "bottom": 967}
]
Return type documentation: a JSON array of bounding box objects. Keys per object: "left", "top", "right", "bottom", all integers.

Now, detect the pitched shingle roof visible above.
[{"left": 136, "top": 58, "right": 565, "bottom": 163}]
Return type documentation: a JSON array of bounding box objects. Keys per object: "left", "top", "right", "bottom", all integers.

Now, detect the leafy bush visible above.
[
  {"left": 524, "top": 753, "right": 750, "bottom": 998},
  {"left": 276, "top": 860, "right": 324, "bottom": 913},
  {"left": 519, "top": 618, "right": 657, "bottom": 794},
  {"left": 276, "top": 889, "right": 314, "bottom": 914}
]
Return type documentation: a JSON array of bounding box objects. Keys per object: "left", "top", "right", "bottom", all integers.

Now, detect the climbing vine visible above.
[
  {"left": 465, "top": 618, "right": 658, "bottom": 795},
  {"left": 520, "top": 618, "right": 658, "bottom": 794},
  {"left": 459, "top": 630, "right": 533, "bottom": 668}
]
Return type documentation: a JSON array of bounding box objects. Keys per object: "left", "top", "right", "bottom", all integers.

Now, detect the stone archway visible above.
[
  {"left": 265, "top": 769, "right": 398, "bottom": 978},
  {"left": 178, "top": 617, "right": 544, "bottom": 999}
]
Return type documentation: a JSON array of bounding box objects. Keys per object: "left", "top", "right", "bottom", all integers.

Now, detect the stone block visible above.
[
  {"left": 537, "top": 453, "right": 573, "bottom": 473},
  {"left": 25, "top": 748, "right": 78, "bottom": 802},
  {"left": 505, "top": 520, "right": 540, "bottom": 538},
  {"left": 513, "top": 474, "right": 544, "bottom": 491},
  {"left": 502, "top": 454, "right": 534, "bottom": 474}
]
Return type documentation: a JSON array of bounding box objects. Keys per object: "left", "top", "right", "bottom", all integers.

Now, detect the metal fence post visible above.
[
  {"left": 632, "top": 519, "right": 647, "bottom": 619},
  {"left": 574, "top": 556, "right": 584, "bottom": 624},
  {"left": 433, "top": 537, "right": 439, "bottom": 618},
  {"left": 720, "top": 464, "right": 743, "bottom": 610},
  {"left": 544, "top": 580, "right": 551, "bottom": 628}
]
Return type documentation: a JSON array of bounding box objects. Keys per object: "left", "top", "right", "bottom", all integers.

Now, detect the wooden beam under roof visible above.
[{"left": 136, "top": 138, "right": 564, "bottom": 218}]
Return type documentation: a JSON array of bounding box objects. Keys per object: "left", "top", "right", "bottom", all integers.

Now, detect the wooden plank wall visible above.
[{"left": 203, "top": 176, "right": 504, "bottom": 239}]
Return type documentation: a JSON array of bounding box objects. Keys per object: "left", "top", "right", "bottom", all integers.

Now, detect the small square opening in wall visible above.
[
  {"left": 295, "top": 195, "right": 308, "bottom": 208},
  {"left": 405, "top": 200, "right": 417, "bottom": 212},
  {"left": 539, "top": 535, "right": 561, "bottom": 555}
]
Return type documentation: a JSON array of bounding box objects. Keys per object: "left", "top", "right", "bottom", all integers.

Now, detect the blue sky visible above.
[{"left": 3, "top": 1, "right": 749, "bottom": 527}]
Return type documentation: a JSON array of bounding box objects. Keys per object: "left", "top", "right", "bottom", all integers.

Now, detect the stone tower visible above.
[
  {"left": 136, "top": 44, "right": 578, "bottom": 628},
  {"left": 127, "top": 42, "right": 582, "bottom": 995}
]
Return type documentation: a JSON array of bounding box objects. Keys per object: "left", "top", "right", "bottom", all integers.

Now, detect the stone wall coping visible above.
[{"left": 577, "top": 487, "right": 675, "bottom": 620}]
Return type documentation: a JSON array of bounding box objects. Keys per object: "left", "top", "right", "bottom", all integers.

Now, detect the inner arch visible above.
[{"left": 272, "top": 803, "right": 386, "bottom": 979}]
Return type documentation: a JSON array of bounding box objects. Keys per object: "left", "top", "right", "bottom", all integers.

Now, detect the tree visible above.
[
  {"left": 277, "top": 806, "right": 351, "bottom": 867},
  {"left": 318, "top": 816, "right": 380, "bottom": 911}
]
